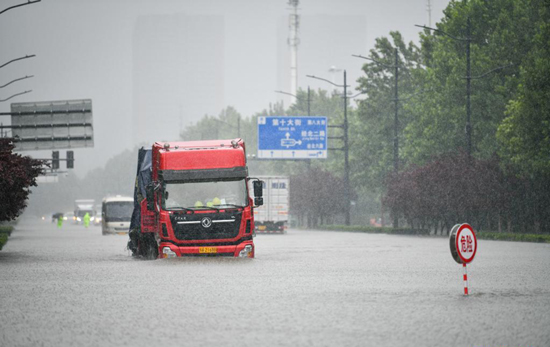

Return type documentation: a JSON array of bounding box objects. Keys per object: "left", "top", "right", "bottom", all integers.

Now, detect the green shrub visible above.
[
  {"left": 0, "top": 225, "right": 13, "bottom": 236},
  {"left": 0, "top": 233, "right": 8, "bottom": 251},
  {"left": 477, "top": 232, "right": 550, "bottom": 243},
  {"left": 315, "top": 226, "right": 550, "bottom": 243},
  {"left": 317, "top": 225, "right": 429, "bottom": 235}
]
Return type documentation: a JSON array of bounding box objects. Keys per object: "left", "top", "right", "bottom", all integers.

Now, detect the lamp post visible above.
[
  {"left": 275, "top": 86, "right": 311, "bottom": 116},
  {"left": 0, "top": 90, "right": 32, "bottom": 102},
  {"left": 416, "top": 20, "right": 473, "bottom": 156},
  {"left": 306, "top": 71, "right": 351, "bottom": 226},
  {"left": 275, "top": 87, "right": 313, "bottom": 169},
  {"left": 416, "top": 20, "right": 515, "bottom": 158},
  {"left": 211, "top": 115, "right": 241, "bottom": 139},
  {"left": 353, "top": 49, "right": 400, "bottom": 228}
]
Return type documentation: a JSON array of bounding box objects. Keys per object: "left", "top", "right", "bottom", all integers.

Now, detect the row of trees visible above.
[
  {"left": 176, "top": 0, "right": 549, "bottom": 233},
  {"left": 385, "top": 152, "right": 550, "bottom": 234},
  {"left": 24, "top": 0, "right": 548, "bottom": 233}
]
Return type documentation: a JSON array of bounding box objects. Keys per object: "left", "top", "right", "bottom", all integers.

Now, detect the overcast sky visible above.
[{"left": 0, "top": 0, "right": 450, "bottom": 177}]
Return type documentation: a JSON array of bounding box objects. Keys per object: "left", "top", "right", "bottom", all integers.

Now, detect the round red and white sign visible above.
[{"left": 455, "top": 223, "right": 477, "bottom": 264}]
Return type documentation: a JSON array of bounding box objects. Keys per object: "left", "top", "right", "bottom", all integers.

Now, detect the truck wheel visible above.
[
  {"left": 128, "top": 229, "right": 139, "bottom": 256},
  {"left": 139, "top": 233, "right": 158, "bottom": 260}
]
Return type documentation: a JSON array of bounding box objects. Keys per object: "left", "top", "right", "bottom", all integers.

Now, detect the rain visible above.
[{"left": 1, "top": 1, "right": 549, "bottom": 346}]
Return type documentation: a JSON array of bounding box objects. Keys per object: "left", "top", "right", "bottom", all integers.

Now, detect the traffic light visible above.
[
  {"left": 52, "top": 151, "right": 59, "bottom": 170},
  {"left": 66, "top": 150, "right": 74, "bottom": 169}
]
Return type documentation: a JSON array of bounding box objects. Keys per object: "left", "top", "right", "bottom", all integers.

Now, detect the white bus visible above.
[{"left": 101, "top": 196, "right": 134, "bottom": 235}]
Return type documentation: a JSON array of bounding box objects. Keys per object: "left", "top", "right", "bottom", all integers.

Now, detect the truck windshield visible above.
[
  {"left": 104, "top": 202, "right": 133, "bottom": 222},
  {"left": 163, "top": 179, "right": 248, "bottom": 210}
]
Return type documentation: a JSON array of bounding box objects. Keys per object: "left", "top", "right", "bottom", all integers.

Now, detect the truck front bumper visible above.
[{"left": 158, "top": 240, "right": 254, "bottom": 258}]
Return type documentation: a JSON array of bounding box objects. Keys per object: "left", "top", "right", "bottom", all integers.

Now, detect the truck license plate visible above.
[
  {"left": 199, "top": 247, "right": 217, "bottom": 254},
  {"left": 258, "top": 225, "right": 266, "bottom": 231}
]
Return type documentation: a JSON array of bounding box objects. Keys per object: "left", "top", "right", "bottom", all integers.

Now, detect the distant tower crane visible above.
[{"left": 288, "top": 0, "right": 300, "bottom": 99}]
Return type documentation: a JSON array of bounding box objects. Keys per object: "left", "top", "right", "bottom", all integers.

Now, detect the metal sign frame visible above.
[{"left": 7, "top": 99, "right": 93, "bottom": 151}]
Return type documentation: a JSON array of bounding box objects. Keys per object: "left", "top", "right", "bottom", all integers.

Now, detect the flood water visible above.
[{"left": 1, "top": 218, "right": 549, "bottom": 346}]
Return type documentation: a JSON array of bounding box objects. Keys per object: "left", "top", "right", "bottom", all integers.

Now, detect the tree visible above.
[
  {"left": 384, "top": 152, "right": 508, "bottom": 234},
  {"left": 353, "top": 31, "right": 422, "bottom": 193},
  {"left": 403, "top": 0, "right": 539, "bottom": 163},
  {"left": 290, "top": 168, "right": 350, "bottom": 227},
  {"left": 0, "top": 138, "right": 45, "bottom": 221},
  {"left": 497, "top": 3, "right": 550, "bottom": 175}
]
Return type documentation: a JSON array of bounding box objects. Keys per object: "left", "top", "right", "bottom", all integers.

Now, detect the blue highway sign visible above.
[{"left": 257, "top": 116, "right": 327, "bottom": 159}]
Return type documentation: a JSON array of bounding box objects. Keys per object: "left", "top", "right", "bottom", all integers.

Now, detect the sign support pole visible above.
[
  {"left": 463, "top": 263, "right": 469, "bottom": 296},
  {"left": 450, "top": 223, "right": 477, "bottom": 296}
]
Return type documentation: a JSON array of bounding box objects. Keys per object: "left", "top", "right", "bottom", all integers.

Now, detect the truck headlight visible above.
[
  {"left": 162, "top": 247, "right": 177, "bottom": 258},
  {"left": 238, "top": 244, "right": 253, "bottom": 258}
]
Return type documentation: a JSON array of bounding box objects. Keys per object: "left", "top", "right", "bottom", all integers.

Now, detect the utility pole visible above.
[
  {"left": 343, "top": 71, "right": 350, "bottom": 226},
  {"left": 393, "top": 48, "right": 399, "bottom": 174},
  {"left": 275, "top": 87, "right": 311, "bottom": 117},
  {"left": 415, "top": 19, "right": 513, "bottom": 159},
  {"left": 466, "top": 18, "right": 472, "bottom": 157},
  {"left": 352, "top": 50, "right": 400, "bottom": 227},
  {"left": 306, "top": 72, "right": 351, "bottom": 225},
  {"left": 393, "top": 48, "right": 399, "bottom": 228},
  {"left": 237, "top": 115, "right": 241, "bottom": 138},
  {"left": 307, "top": 86, "right": 311, "bottom": 116}
]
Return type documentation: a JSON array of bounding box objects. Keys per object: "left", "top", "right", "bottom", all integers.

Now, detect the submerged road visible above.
[{"left": 1, "top": 217, "right": 550, "bottom": 347}]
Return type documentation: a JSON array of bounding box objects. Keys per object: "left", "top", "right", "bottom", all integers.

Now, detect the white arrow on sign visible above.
[{"left": 281, "top": 132, "right": 302, "bottom": 148}]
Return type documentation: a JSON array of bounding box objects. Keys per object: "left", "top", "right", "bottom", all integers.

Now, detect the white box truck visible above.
[
  {"left": 250, "top": 176, "right": 289, "bottom": 233},
  {"left": 74, "top": 199, "right": 95, "bottom": 224}
]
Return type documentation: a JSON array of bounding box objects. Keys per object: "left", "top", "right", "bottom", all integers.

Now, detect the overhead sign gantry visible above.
[{"left": 5, "top": 98, "right": 93, "bottom": 151}]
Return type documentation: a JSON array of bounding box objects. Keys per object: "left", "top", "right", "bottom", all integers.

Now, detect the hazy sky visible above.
[{"left": 0, "top": 0, "right": 450, "bottom": 177}]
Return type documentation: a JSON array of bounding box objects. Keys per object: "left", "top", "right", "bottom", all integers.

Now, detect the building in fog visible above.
[
  {"left": 132, "top": 14, "right": 224, "bottom": 146},
  {"left": 277, "top": 14, "right": 367, "bottom": 106}
]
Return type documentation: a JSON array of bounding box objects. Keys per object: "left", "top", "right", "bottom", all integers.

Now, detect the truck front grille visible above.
[{"left": 170, "top": 211, "right": 242, "bottom": 241}]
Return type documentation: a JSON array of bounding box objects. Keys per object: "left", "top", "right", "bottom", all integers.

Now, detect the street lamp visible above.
[
  {"left": 0, "top": 75, "right": 34, "bottom": 89},
  {"left": 306, "top": 71, "right": 351, "bottom": 226},
  {"left": 210, "top": 115, "right": 241, "bottom": 139},
  {"left": 0, "top": 90, "right": 32, "bottom": 102},
  {"left": 353, "top": 49, "right": 401, "bottom": 228},
  {"left": 353, "top": 48, "right": 400, "bottom": 174},
  {"left": 416, "top": 21, "right": 515, "bottom": 158},
  {"left": 416, "top": 21, "right": 473, "bottom": 157},
  {"left": 275, "top": 86, "right": 311, "bottom": 116}
]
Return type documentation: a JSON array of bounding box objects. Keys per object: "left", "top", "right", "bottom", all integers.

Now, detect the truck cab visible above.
[{"left": 129, "top": 139, "right": 262, "bottom": 259}]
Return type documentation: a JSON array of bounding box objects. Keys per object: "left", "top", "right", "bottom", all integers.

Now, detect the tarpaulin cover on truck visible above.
[{"left": 128, "top": 148, "right": 151, "bottom": 252}]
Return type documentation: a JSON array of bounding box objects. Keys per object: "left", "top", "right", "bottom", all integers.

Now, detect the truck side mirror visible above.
[
  {"left": 253, "top": 180, "right": 264, "bottom": 206},
  {"left": 146, "top": 183, "right": 155, "bottom": 211},
  {"left": 253, "top": 180, "right": 263, "bottom": 197}
]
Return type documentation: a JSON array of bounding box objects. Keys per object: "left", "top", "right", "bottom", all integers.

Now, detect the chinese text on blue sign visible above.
[{"left": 257, "top": 116, "right": 327, "bottom": 159}]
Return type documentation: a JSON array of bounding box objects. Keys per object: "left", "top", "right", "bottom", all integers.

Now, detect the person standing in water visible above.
[{"left": 83, "top": 212, "right": 91, "bottom": 228}]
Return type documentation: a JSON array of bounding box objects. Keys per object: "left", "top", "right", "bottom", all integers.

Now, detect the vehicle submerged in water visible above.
[{"left": 127, "top": 139, "right": 264, "bottom": 260}]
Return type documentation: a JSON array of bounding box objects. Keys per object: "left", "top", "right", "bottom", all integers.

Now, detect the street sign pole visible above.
[
  {"left": 449, "top": 223, "right": 478, "bottom": 296},
  {"left": 343, "top": 70, "right": 350, "bottom": 226},
  {"left": 463, "top": 263, "right": 469, "bottom": 295}
]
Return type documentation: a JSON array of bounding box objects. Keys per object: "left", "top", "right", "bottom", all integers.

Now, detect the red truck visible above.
[{"left": 127, "top": 139, "right": 263, "bottom": 259}]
